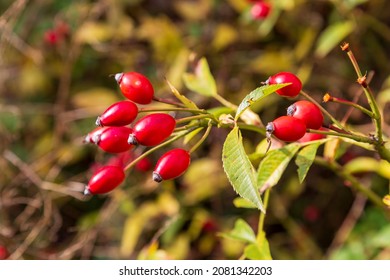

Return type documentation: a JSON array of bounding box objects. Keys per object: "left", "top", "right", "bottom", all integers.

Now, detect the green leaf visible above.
[
  {"left": 295, "top": 141, "right": 325, "bottom": 183},
  {"left": 182, "top": 57, "right": 217, "bottom": 97},
  {"left": 257, "top": 143, "right": 301, "bottom": 193},
  {"left": 244, "top": 240, "right": 272, "bottom": 260},
  {"left": 235, "top": 83, "right": 290, "bottom": 121},
  {"left": 344, "top": 157, "right": 390, "bottom": 179},
  {"left": 166, "top": 78, "right": 199, "bottom": 109},
  {"left": 315, "top": 21, "right": 355, "bottom": 58},
  {"left": 370, "top": 225, "right": 390, "bottom": 248},
  {"left": 223, "top": 218, "right": 257, "bottom": 244},
  {"left": 222, "top": 126, "right": 264, "bottom": 212},
  {"left": 233, "top": 197, "right": 257, "bottom": 209},
  {"left": 183, "top": 127, "right": 204, "bottom": 145}
]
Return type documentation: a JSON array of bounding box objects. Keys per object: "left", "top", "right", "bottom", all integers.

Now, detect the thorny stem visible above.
[
  {"left": 124, "top": 129, "right": 195, "bottom": 172},
  {"left": 189, "top": 121, "right": 213, "bottom": 154},
  {"left": 307, "top": 128, "right": 374, "bottom": 144},
  {"left": 314, "top": 156, "right": 385, "bottom": 209},
  {"left": 300, "top": 90, "right": 348, "bottom": 132}
]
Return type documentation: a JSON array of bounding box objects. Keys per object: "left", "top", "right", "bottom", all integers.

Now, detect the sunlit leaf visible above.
[
  {"left": 233, "top": 197, "right": 257, "bottom": 209},
  {"left": 222, "top": 126, "right": 264, "bottom": 212},
  {"left": 257, "top": 143, "right": 301, "bottom": 193},
  {"left": 315, "top": 21, "right": 355, "bottom": 58},
  {"left": 166, "top": 78, "right": 199, "bottom": 109},
  {"left": 223, "top": 219, "right": 256, "bottom": 244},
  {"left": 344, "top": 157, "right": 390, "bottom": 179},
  {"left": 235, "top": 83, "right": 290, "bottom": 121},
  {"left": 295, "top": 140, "right": 327, "bottom": 183},
  {"left": 183, "top": 57, "right": 217, "bottom": 97}
]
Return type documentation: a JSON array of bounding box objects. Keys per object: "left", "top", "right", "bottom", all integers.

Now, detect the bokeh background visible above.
[{"left": 1, "top": 0, "right": 390, "bottom": 260}]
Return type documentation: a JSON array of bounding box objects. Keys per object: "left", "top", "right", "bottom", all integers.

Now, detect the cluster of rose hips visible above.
[
  {"left": 265, "top": 72, "right": 325, "bottom": 143},
  {"left": 83, "top": 72, "right": 191, "bottom": 195},
  {"left": 248, "top": 0, "right": 272, "bottom": 20},
  {"left": 43, "top": 21, "right": 70, "bottom": 46}
]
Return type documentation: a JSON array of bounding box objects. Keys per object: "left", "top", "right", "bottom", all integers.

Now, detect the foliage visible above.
[{"left": 1, "top": 0, "right": 390, "bottom": 260}]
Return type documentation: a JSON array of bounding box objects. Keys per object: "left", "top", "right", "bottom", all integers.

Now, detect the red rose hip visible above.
[
  {"left": 153, "top": 148, "right": 191, "bottom": 182},
  {"left": 115, "top": 72, "right": 154, "bottom": 104},
  {"left": 267, "top": 72, "right": 302, "bottom": 97},
  {"left": 251, "top": 2, "right": 271, "bottom": 20},
  {"left": 96, "top": 101, "right": 138, "bottom": 127},
  {"left": 84, "top": 165, "right": 125, "bottom": 195},
  {"left": 128, "top": 113, "right": 176, "bottom": 146},
  {"left": 287, "top": 100, "right": 323, "bottom": 129},
  {"left": 84, "top": 127, "right": 108, "bottom": 144},
  {"left": 98, "top": 126, "right": 133, "bottom": 153},
  {"left": 266, "top": 116, "right": 306, "bottom": 142}
]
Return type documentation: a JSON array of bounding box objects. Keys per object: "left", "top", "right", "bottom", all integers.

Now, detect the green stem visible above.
[
  {"left": 124, "top": 129, "right": 195, "bottom": 172},
  {"left": 139, "top": 107, "right": 208, "bottom": 114},
  {"left": 214, "top": 94, "right": 238, "bottom": 110},
  {"left": 327, "top": 96, "right": 374, "bottom": 118},
  {"left": 152, "top": 96, "right": 186, "bottom": 107},
  {"left": 257, "top": 189, "right": 270, "bottom": 243},
  {"left": 237, "top": 123, "right": 266, "bottom": 136},
  {"left": 314, "top": 157, "right": 385, "bottom": 209},
  {"left": 189, "top": 121, "right": 213, "bottom": 154},
  {"left": 176, "top": 114, "right": 216, "bottom": 124},
  {"left": 300, "top": 90, "right": 348, "bottom": 131},
  {"left": 307, "top": 128, "right": 374, "bottom": 144}
]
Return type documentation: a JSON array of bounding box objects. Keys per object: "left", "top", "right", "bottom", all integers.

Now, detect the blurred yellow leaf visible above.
[
  {"left": 250, "top": 50, "right": 293, "bottom": 76},
  {"left": 17, "top": 63, "right": 51, "bottom": 97},
  {"left": 166, "top": 48, "right": 190, "bottom": 90},
  {"left": 166, "top": 234, "right": 190, "bottom": 259},
  {"left": 75, "top": 21, "right": 113, "bottom": 44},
  {"left": 174, "top": 0, "right": 211, "bottom": 21},
  {"left": 72, "top": 87, "right": 120, "bottom": 113},
  {"left": 212, "top": 24, "right": 239, "bottom": 51}
]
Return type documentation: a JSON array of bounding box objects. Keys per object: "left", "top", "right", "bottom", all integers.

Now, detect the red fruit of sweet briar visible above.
[
  {"left": 0, "top": 246, "right": 8, "bottom": 260},
  {"left": 287, "top": 100, "right": 323, "bottom": 129},
  {"left": 251, "top": 2, "right": 271, "bottom": 19},
  {"left": 84, "top": 165, "right": 125, "bottom": 195},
  {"left": 152, "top": 148, "right": 191, "bottom": 182},
  {"left": 97, "top": 126, "right": 133, "bottom": 153},
  {"left": 135, "top": 157, "right": 152, "bottom": 172},
  {"left": 115, "top": 72, "right": 154, "bottom": 104},
  {"left": 267, "top": 72, "right": 302, "bottom": 97},
  {"left": 266, "top": 116, "right": 307, "bottom": 142},
  {"left": 84, "top": 127, "right": 108, "bottom": 144},
  {"left": 44, "top": 29, "right": 59, "bottom": 45},
  {"left": 96, "top": 100, "right": 138, "bottom": 127},
  {"left": 128, "top": 113, "right": 176, "bottom": 146}
]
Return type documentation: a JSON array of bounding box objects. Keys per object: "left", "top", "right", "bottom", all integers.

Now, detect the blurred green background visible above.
[{"left": 1, "top": 0, "right": 390, "bottom": 260}]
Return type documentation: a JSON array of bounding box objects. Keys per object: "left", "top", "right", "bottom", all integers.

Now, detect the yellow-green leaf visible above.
[
  {"left": 166, "top": 79, "right": 198, "bottom": 109},
  {"left": 222, "top": 126, "right": 264, "bottom": 212},
  {"left": 183, "top": 57, "right": 217, "bottom": 97},
  {"left": 295, "top": 140, "right": 327, "bottom": 183}
]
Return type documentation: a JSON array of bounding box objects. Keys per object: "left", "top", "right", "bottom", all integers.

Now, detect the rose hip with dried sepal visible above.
[
  {"left": 84, "top": 165, "right": 125, "bottom": 195},
  {"left": 97, "top": 126, "right": 133, "bottom": 153},
  {"left": 128, "top": 113, "right": 176, "bottom": 147},
  {"left": 267, "top": 72, "right": 302, "bottom": 98},
  {"left": 84, "top": 127, "right": 108, "bottom": 144},
  {"left": 115, "top": 72, "right": 154, "bottom": 104},
  {"left": 152, "top": 148, "right": 191, "bottom": 182},
  {"left": 287, "top": 100, "right": 323, "bottom": 130},
  {"left": 96, "top": 100, "right": 138, "bottom": 127},
  {"left": 266, "top": 116, "right": 306, "bottom": 142}
]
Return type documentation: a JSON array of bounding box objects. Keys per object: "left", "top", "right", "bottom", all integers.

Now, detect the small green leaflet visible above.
[
  {"left": 165, "top": 79, "right": 199, "bottom": 109},
  {"left": 295, "top": 140, "right": 326, "bottom": 183},
  {"left": 235, "top": 83, "right": 291, "bottom": 121},
  {"left": 182, "top": 57, "right": 217, "bottom": 97},
  {"left": 223, "top": 218, "right": 257, "bottom": 244},
  {"left": 257, "top": 143, "right": 301, "bottom": 193},
  {"left": 222, "top": 126, "right": 264, "bottom": 212}
]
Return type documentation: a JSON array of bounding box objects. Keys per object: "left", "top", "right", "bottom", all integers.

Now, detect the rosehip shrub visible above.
[
  {"left": 267, "top": 72, "right": 302, "bottom": 97},
  {"left": 287, "top": 100, "right": 323, "bottom": 129},
  {"left": 128, "top": 113, "right": 176, "bottom": 146},
  {"left": 84, "top": 165, "right": 125, "bottom": 195},
  {"left": 97, "top": 126, "right": 133, "bottom": 153},
  {"left": 96, "top": 100, "right": 138, "bottom": 127},
  {"left": 115, "top": 72, "right": 154, "bottom": 104},
  {"left": 266, "top": 116, "right": 307, "bottom": 142},
  {"left": 152, "top": 148, "right": 191, "bottom": 182}
]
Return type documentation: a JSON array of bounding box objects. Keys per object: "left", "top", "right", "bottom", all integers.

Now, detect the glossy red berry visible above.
[
  {"left": 84, "top": 165, "right": 125, "bottom": 195},
  {"left": 266, "top": 116, "right": 306, "bottom": 142},
  {"left": 267, "top": 72, "right": 302, "bottom": 97},
  {"left": 97, "top": 126, "right": 133, "bottom": 153},
  {"left": 96, "top": 101, "right": 138, "bottom": 127},
  {"left": 84, "top": 127, "right": 108, "bottom": 144},
  {"left": 115, "top": 72, "right": 154, "bottom": 104},
  {"left": 0, "top": 246, "right": 8, "bottom": 260},
  {"left": 153, "top": 148, "right": 191, "bottom": 182},
  {"left": 135, "top": 157, "right": 152, "bottom": 172},
  {"left": 251, "top": 2, "right": 271, "bottom": 19},
  {"left": 287, "top": 100, "right": 323, "bottom": 129},
  {"left": 128, "top": 113, "right": 176, "bottom": 146}
]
